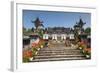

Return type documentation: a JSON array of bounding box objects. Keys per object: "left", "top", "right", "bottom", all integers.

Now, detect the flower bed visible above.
[
  {"left": 78, "top": 41, "right": 91, "bottom": 59},
  {"left": 23, "top": 39, "right": 47, "bottom": 62},
  {"left": 83, "top": 48, "right": 91, "bottom": 59},
  {"left": 23, "top": 50, "right": 33, "bottom": 62}
]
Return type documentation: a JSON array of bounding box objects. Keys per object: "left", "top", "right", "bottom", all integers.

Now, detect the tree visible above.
[
  {"left": 38, "top": 30, "right": 43, "bottom": 38},
  {"left": 23, "top": 27, "right": 26, "bottom": 33},
  {"left": 85, "top": 27, "right": 91, "bottom": 35},
  {"left": 27, "top": 28, "right": 32, "bottom": 32},
  {"left": 31, "top": 27, "right": 34, "bottom": 32}
]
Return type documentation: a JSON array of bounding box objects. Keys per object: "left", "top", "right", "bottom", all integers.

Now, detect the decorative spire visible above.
[
  {"left": 32, "top": 17, "right": 44, "bottom": 29},
  {"left": 76, "top": 17, "right": 86, "bottom": 29}
]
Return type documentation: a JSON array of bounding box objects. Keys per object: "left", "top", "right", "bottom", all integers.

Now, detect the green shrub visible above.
[{"left": 23, "top": 57, "right": 30, "bottom": 63}]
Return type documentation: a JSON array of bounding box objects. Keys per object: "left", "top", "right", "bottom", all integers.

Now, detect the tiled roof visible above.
[{"left": 47, "top": 27, "right": 74, "bottom": 34}]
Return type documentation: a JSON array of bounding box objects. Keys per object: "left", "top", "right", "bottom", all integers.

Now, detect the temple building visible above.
[
  {"left": 43, "top": 27, "right": 74, "bottom": 41},
  {"left": 23, "top": 17, "right": 79, "bottom": 42}
]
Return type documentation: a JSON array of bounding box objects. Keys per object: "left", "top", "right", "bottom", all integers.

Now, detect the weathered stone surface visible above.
[{"left": 31, "top": 41, "right": 86, "bottom": 62}]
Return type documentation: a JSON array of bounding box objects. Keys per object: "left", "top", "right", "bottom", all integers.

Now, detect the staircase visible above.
[{"left": 31, "top": 41, "right": 86, "bottom": 62}]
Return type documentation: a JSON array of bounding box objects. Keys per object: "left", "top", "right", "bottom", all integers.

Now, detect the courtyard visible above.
[{"left": 23, "top": 11, "right": 91, "bottom": 63}]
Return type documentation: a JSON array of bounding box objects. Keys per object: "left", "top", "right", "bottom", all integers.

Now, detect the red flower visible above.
[
  {"left": 23, "top": 50, "right": 33, "bottom": 58},
  {"left": 32, "top": 43, "right": 37, "bottom": 47},
  {"left": 84, "top": 48, "right": 91, "bottom": 53}
]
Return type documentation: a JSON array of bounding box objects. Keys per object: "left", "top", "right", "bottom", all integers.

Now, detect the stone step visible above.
[
  {"left": 37, "top": 53, "right": 82, "bottom": 56},
  {"left": 35, "top": 54, "right": 85, "bottom": 59},
  {"left": 40, "top": 49, "right": 80, "bottom": 52},
  {"left": 40, "top": 47, "right": 78, "bottom": 51},
  {"left": 38, "top": 50, "right": 81, "bottom": 55},
  {"left": 31, "top": 56, "right": 86, "bottom": 62},
  {"left": 30, "top": 43, "right": 86, "bottom": 62},
  {"left": 37, "top": 52, "right": 82, "bottom": 56},
  {"left": 39, "top": 48, "right": 79, "bottom": 51}
]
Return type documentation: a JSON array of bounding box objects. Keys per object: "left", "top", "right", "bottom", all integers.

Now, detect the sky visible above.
[{"left": 23, "top": 10, "right": 91, "bottom": 29}]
